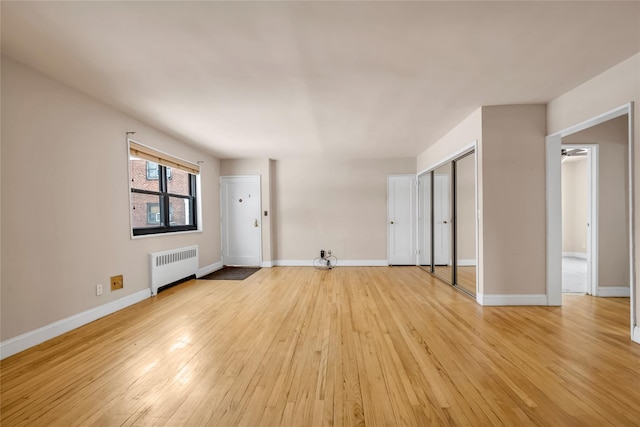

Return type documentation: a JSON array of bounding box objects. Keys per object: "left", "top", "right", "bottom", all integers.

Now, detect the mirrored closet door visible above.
[
  {"left": 453, "top": 151, "right": 476, "bottom": 295},
  {"left": 433, "top": 163, "right": 453, "bottom": 284},
  {"left": 417, "top": 150, "right": 477, "bottom": 297}
]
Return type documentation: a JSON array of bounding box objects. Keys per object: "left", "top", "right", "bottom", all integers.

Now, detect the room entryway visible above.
[
  {"left": 545, "top": 104, "right": 635, "bottom": 343},
  {"left": 560, "top": 144, "right": 597, "bottom": 295}
]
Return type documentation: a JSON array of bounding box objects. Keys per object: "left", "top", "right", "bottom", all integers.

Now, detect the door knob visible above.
[
  {"left": 390, "top": 221, "right": 394, "bottom": 224},
  {"left": 254, "top": 219, "right": 259, "bottom": 227},
  {"left": 443, "top": 220, "right": 448, "bottom": 224}
]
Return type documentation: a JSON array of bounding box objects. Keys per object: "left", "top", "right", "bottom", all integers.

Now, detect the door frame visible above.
[
  {"left": 545, "top": 102, "right": 636, "bottom": 343},
  {"left": 560, "top": 143, "right": 599, "bottom": 296},
  {"left": 220, "top": 175, "right": 262, "bottom": 267}
]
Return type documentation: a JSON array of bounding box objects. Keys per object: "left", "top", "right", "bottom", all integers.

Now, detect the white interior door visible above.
[
  {"left": 388, "top": 175, "right": 415, "bottom": 265},
  {"left": 433, "top": 174, "right": 451, "bottom": 265},
  {"left": 221, "top": 176, "right": 261, "bottom": 266}
]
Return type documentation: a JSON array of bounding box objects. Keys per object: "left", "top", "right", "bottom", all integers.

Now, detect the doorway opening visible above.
[
  {"left": 561, "top": 144, "right": 597, "bottom": 295},
  {"left": 546, "top": 103, "right": 635, "bottom": 342}
]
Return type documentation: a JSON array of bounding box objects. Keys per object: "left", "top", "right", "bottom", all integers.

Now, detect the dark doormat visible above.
[{"left": 200, "top": 266, "right": 260, "bottom": 281}]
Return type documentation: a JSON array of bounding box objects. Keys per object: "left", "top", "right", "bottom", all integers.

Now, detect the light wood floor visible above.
[
  {"left": 421, "top": 265, "right": 477, "bottom": 295},
  {"left": 2, "top": 267, "right": 639, "bottom": 426}
]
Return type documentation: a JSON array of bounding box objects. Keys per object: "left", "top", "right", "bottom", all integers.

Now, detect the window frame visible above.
[{"left": 128, "top": 140, "right": 199, "bottom": 237}]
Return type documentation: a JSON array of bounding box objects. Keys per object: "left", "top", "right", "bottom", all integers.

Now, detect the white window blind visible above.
[{"left": 129, "top": 140, "right": 200, "bottom": 175}]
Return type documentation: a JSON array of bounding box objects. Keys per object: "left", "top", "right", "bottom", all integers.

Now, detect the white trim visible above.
[
  {"left": 0, "top": 289, "right": 151, "bottom": 360},
  {"left": 627, "top": 102, "right": 636, "bottom": 341},
  {"left": 261, "top": 261, "right": 273, "bottom": 268},
  {"left": 597, "top": 287, "right": 630, "bottom": 297},
  {"left": 416, "top": 140, "right": 477, "bottom": 177},
  {"left": 338, "top": 260, "right": 389, "bottom": 267},
  {"left": 547, "top": 104, "right": 630, "bottom": 139},
  {"left": 478, "top": 294, "right": 548, "bottom": 306},
  {"left": 457, "top": 259, "right": 477, "bottom": 267},
  {"left": 274, "top": 260, "right": 313, "bottom": 267},
  {"left": 196, "top": 260, "right": 223, "bottom": 278},
  {"left": 633, "top": 326, "right": 640, "bottom": 344},
  {"left": 273, "top": 260, "right": 388, "bottom": 267},
  {"left": 562, "top": 252, "right": 588, "bottom": 260}
]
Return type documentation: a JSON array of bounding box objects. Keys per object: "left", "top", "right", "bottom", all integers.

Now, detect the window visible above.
[
  {"left": 146, "top": 203, "right": 173, "bottom": 225},
  {"left": 146, "top": 162, "right": 159, "bottom": 180},
  {"left": 129, "top": 141, "right": 199, "bottom": 236},
  {"left": 147, "top": 203, "right": 161, "bottom": 224},
  {"left": 146, "top": 162, "right": 171, "bottom": 180}
]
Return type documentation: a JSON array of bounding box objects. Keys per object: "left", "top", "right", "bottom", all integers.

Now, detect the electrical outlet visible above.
[
  {"left": 96, "top": 284, "right": 103, "bottom": 296},
  {"left": 111, "top": 275, "right": 123, "bottom": 291}
]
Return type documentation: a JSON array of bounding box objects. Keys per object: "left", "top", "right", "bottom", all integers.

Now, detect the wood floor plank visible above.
[{"left": 2, "top": 266, "right": 640, "bottom": 426}]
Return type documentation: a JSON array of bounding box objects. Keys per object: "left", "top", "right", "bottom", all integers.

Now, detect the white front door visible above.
[
  {"left": 388, "top": 175, "right": 415, "bottom": 265},
  {"left": 221, "top": 176, "right": 261, "bottom": 266},
  {"left": 433, "top": 174, "right": 451, "bottom": 265}
]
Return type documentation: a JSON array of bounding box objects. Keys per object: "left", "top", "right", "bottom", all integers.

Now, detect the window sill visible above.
[{"left": 130, "top": 228, "right": 203, "bottom": 240}]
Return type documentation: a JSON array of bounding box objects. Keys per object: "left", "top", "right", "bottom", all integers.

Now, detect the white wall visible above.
[
  {"left": 273, "top": 157, "right": 415, "bottom": 262},
  {"left": 1, "top": 56, "right": 221, "bottom": 342},
  {"left": 561, "top": 158, "right": 588, "bottom": 255}
]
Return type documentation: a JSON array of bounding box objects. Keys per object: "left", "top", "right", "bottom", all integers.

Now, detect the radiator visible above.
[{"left": 149, "top": 245, "right": 198, "bottom": 296}]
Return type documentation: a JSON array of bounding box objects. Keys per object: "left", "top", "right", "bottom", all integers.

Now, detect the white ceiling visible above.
[{"left": 2, "top": 1, "right": 639, "bottom": 159}]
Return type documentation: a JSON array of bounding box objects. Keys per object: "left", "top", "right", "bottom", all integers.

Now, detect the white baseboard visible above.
[
  {"left": 273, "top": 260, "right": 388, "bottom": 267},
  {"left": 457, "top": 259, "right": 477, "bottom": 267},
  {"left": 597, "top": 286, "right": 630, "bottom": 297},
  {"left": 0, "top": 289, "right": 151, "bottom": 360},
  {"left": 633, "top": 325, "right": 640, "bottom": 344},
  {"left": 562, "top": 252, "right": 588, "bottom": 260},
  {"left": 339, "top": 260, "right": 388, "bottom": 267},
  {"left": 478, "top": 293, "right": 548, "bottom": 306},
  {"left": 273, "top": 260, "right": 313, "bottom": 266},
  {"left": 260, "top": 261, "right": 273, "bottom": 268},
  {"left": 196, "top": 260, "right": 223, "bottom": 278}
]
